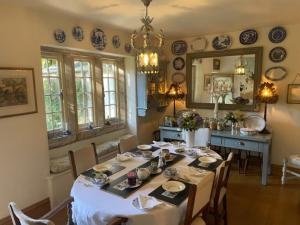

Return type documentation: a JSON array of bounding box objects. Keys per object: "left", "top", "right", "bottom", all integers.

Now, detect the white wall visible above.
[
  {"left": 164, "top": 23, "right": 300, "bottom": 165},
  {"left": 0, "top": 3, "right": 133, "bottom": 219}
]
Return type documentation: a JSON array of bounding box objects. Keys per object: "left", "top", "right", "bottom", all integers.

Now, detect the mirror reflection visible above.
[{"left": 191, "top": 54, "right": 256, "bottom": 105}]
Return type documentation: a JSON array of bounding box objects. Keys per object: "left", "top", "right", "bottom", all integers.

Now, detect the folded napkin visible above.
[
  {"left": 134, "top": 195, "right": 162, "bottom": 210},
  {"left": 116, "top": 153, "right": 134, "bottom": 161}
]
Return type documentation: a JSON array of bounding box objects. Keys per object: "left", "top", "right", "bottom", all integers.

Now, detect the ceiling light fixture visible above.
[
  {"left": 131, "top": 0, "right": 164, "bottom": 75},
  {"left": 235, "top": 56, "right": 247, "bottom": 75}
]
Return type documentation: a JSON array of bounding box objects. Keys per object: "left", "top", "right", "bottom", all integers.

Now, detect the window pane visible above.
[
  {"left": 109, "top": 78, "right": 115, "bottom": 90},
  {"left": 42, "top": 59, "right": 48, "bottom": 75},
  {"left": 87, "top": 108, "right": 93, "bottom": 123},
  {"left": 109, "top": 92, "right": 116, "bottom": 105},
  {"left": 76, "top": 92, "right": 84, "bottom": 108},
  {"left": 77, "top": 109, "right": 85, "bottom": 125},
  {"left": 76, "top": 78, "right": 84, "bottom": 93},
  {"left": 82, "top": 62, "right": 90, "bottom": 76},
  {"left": 52, "top": 113, "right": 63, "bottom": 130},
  {"left": 50, "top": 78, "right": 60, "bottom": 94},
  {"left": 110, "top": 105, "right": 116, "bottom": 118},
  {"left": 85, "top": 78, "right": 92, "bottom": 92},
  {"left": 103, "top": 78, "right": 109, "bottom": 91},
  {"left": 105, "top": 106, "right": 110, "bottom": 119},
  {"left": 51, "top": 95, "right": 62, "bottom": 112},
  {"left": 74, "top": 61, "right": 82, "bottom": 75},
  {"left": 46, "top": 114, "right": 53, "bottom": 131},
  {"left": 43, "top": 78, "right": 50, "bottom": 95},
  {"left": 44, "top": 96, "right": 52, "bottom": 113},
  {"left": 86, "top": 93, "right": 93, "bottom": 107},
  {"left": 104, "top": 92, "right": 109, "bottom": 105},
  {"left": 107, "top": 64, "right": 114, "bottom": 78},
  {"left": 48, "top": 59, "right": 59, "bottom": 77}
]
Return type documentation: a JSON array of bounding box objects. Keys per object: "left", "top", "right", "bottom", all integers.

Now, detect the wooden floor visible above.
[{"left": 3, "top": 165, "right": 300, "bottom": 225}]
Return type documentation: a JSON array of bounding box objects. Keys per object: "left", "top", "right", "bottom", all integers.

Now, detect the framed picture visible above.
[
  {"left": 0, "top": 68, "right": 37, "bottom": 118},
  {"left": 287, "top": 84, "right": 300, "bottom": 104},
  {"left": 213, "top": 58, "right": 221, "bottom": 70},
  {"left": 203, "top": 74, "right": 212, "bottom": 91}
]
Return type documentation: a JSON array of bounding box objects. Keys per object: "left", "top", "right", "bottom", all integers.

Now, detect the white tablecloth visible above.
[{"left": 71, "top": 145, "right": 222, "bottom": 225}]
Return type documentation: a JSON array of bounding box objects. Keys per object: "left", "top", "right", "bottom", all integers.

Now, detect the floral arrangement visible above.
[
  {"left": 177, "top": 111, "right": 202, "bottom": 131},
  {"left": 224, "top": 111, "right": 245, "bottom": 124}
]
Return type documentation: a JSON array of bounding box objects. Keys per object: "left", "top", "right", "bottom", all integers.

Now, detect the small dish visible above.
[
  {"left": 125, "top": 179, "right": 142, "bottom": 189},
  {"left": 198, "top": 156, "right": 217, "bottom": 164},
  {"left": 162, "top": 181, "right": 186, "bottom": 193},
  {"left": 137, "top": 145, "right": 152, "bottom": 150},
  {"left": 116, "top": 153, "right": 133, "bottom": 162},
  {"left": 175, "top": 148, "right": 185, "bottom": 153},
  {"left": 150, "top": 168, "right": 162, "bottom": 175},
  {"left": 93, "top": 163, "right": 112, "bottom": 172}
]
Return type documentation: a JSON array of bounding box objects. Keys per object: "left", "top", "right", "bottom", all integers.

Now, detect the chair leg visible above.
[
  {"left": 223, "top": 195, "right": 228, "bottom": 225},
  {"left": 214, "top": 211, "right": 220, "bottom": 225},
  {"left": 243, "top": 152, "right": 250, "bottom": 175},
  {"left": 281, "top": 158, "right": 287, "bottom": 185}
]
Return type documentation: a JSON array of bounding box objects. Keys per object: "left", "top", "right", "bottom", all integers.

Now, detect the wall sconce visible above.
[
  {"left": 256, "top": 82, "right": 279, "bottom": 133},
  {"left": 166, "top": 83, "right": 185, "bottom": 117}
]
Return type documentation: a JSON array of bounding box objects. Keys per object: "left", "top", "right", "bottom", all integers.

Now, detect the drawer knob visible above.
[
  {"left": 239, "top": 141, "right": 245, "bottom": 146},
  {"left": 177, "top": 133, "right": 181, "bottom": 137}
]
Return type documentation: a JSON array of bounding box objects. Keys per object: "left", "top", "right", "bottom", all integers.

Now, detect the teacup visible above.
[
  {"left": 93, "top": 173, "right": 109, "bottom": 185},
  {"left": 161, "top": 149, "right": 170, "bottom": 160},
  {"left": 150, "top": 161, "right": 158, "bottom": 172},
  {"left": 142, "top": 150, "right": 152, "bottom": 158},
  {"left": 136, "top": 168, "right": 150, "bottom": 180},
  {"left": 164, "top": 167, "right": 178, "bottom": 178},
  {"left": 127, "top": 171, "right": 137, "bottom": 186}
]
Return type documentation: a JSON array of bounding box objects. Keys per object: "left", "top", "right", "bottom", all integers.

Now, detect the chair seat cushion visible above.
[
  {"left": 50, "top": 156, "right": 70, "bottom": 174},
  {"left": 191, "top": 217, "right": 206, "bottom": 225},
  {"left": 289, "top": 154, "right": 300, "bottom": 166}
]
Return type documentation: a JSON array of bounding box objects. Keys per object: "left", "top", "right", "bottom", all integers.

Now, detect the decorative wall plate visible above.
[
  {"left": 239, "top": 29, "right": 258, "bottom": 45},
  {"left": 265, "top": 66, "right": 287, "bottom": 81},
  {"left": 172, "top": 73, "right": 185, "bottom": 84},
  {"left": 244, "top": 115, "right": 266, "bottom": 132},
  {"left": 54, "top": 29, "right": 66, "bottom": 43},
  {"left": 269, "top": 26, "right": 286, "bottom": 43},
  {"left": 72, "top": 26, "right": 84, "bottom": 41},
  {"left": 190, "top": 37, "right": 207, "bottom": 52},
  {"left": 91, "top": 28, "right": 107, "bottom": 50},
  {"left": 212, "top": 35, "right": 232, "bottom": 50},
  {"left": 173, "top": 57, "right": 185, "bottom": 70},
  {"left": 269, "top": 47, "right": 287, "bottom": 63},
  {"left": 171, "top": 40, "right": 188, "bottom": 55},
  {"left": 124, "top": 43, "right": 132, "bottom": 53},
  {"left": 112, "top": 35, "right": 121, "bottom": 48}
]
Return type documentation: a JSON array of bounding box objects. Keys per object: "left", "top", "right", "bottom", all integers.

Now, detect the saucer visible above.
[
  {"left": 125, "top": 179, "right": 142, "bottom": 189},
  {"left": 150, "top": 168, "right": 162, "bottom": 175}
]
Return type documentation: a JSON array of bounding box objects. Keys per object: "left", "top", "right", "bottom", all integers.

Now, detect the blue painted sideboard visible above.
[{"left": 159, "top": 126, "right": 272, "bottom": 185}]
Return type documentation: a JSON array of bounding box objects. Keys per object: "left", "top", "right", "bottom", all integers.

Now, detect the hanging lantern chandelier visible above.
[
  {"left": 235, "top": 55, "right": 247, "bottom": 75},
  {"left": 131, "top": 0, "right": 164, "bottom": 75}
]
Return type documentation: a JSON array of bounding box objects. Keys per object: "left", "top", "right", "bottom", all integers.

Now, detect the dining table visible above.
[{"left": 70, "top": 143, "right": 223, "bottom": 225}]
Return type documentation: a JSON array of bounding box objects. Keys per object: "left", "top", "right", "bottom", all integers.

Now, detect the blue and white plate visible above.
[
  {"left": 124, "top": 43, "right": 132, "bottom": 53},
  {"left": 91, "top": 28, "right": 107, "bottom": 50},
  {"left": 239, "top": 29, "right": 258, "bottom": 45},
  {"left": 269, "top": 26, "right": 286, "bottom": 43},
  {"left": 172, "top": 40, "right": 188, "bottom": 55},
  {"left": 269, "top": 47, "right": 287, "bottom": 63},
  {"left": 212, "top": 35, "right": 232, "bottom": 50},
  {"left": 54, "top": 29, "right": 66, "bottom": 43},
  {"left": 173, "top": 57, "right": 185, "bottom": 71},
  {"left": 112, "top": 35, "right": 121, "bottom": 48},
  {"left": 72, "top": 26, "right": 84, "bottom": 41}
]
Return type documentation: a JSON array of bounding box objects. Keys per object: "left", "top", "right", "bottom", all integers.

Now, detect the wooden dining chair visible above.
[
  {"left": 210, "top": 152, "right": 233, "bottom": 225},
  {"left": 184, "top": 174, "right": 215, "bottom": 225},
  {"left": 8, "top": 197, "right": 74, "bottom": 225},
  {"left": 194, "top": 128, "right": 212, "bottom": 147},
  {"left": 118, "top": 135, "right": 139, "bottom": 154},
  {"left": 68, "top": 143, "right": 98, "bottom": 180}
]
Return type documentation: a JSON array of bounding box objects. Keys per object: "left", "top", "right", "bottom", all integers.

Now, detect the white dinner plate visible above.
[
  {"left": 198, "top": 156, "right": 217, "bottom": 164},
  {"left": 244, "top": 115, "right": 266, "bottom": 132},
  {"left": 93, "top": 163, "right": 112, "bottom": 172},
  {"left": 137, "top": 145, "right": 152, "bottom": 150},
  {"left": 162, "top": 181, "right": 186, "bottom": 193},
  {"left": 116, "top": 153, "right": 133, "bottom": 162}
]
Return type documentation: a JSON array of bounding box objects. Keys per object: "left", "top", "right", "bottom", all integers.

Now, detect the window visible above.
[
  {"left": 103, "top": 62, "right": 117, "bottom": 120},
  {"left": 41, "top": 57, "right": 64, "bottom": 133},
  {"left": 41, "top": 47, "right": 126, "bottom": 148},
  {"left": 74, "top": 60, "right": 94, "bottom": 127}
]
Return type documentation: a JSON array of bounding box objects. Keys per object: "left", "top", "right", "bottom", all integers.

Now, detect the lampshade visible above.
[
  {"left": 166, "top": 83, "right": 185, "bottom": 100},
  {"left": 256, "top": 82, "right": 279, "bottom": 103}
]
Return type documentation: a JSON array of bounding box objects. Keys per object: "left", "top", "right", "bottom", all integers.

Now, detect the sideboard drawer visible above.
[
  {"left": 161, "top": 130, "right": 182, "bottom": 141},
  {"left": 211, "top": 136, "right": 222, "bottom": 146},
  {"left": 223, "top": 138, "right": 260, "bottom": 152}
]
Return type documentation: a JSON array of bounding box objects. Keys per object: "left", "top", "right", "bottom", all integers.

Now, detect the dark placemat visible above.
[
  {"left": 149, "top": 179, "right": 191, "bottom": 206},
  {"left": 101, "top": 153, "right": 185, "bottom": 198},
  {"left": 81, "top": 164, "right": 126, "bottom": 178},
  {"left": 188, "top": 158, "right": 223, "bottom": 171}
]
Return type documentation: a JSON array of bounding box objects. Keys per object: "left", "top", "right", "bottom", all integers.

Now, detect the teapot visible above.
[{"left": 136, "top": 168, "right": 150, "bottom": 181}]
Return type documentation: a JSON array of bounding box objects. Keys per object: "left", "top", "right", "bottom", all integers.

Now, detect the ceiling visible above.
[{"left": 7, "top": 0, "right": 300, "bottom": 37}]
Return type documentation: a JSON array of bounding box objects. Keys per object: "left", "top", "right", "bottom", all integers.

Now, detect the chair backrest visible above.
[
  {"left": 8, "top": 202, "right": 54, "bottom": 225},
  {"left": 118, "top": 135, "right": 138, "bottom": 154},
  {"left": 69, "top": 143, "right": 98, "bottom": 179},
  {"left": 194, "top": 128, "right": 212, "bottom": 147},
  {"left": 212, "top": 152, "right": 233, "bottom": 208},
  {"left": 184, "top": 173, "right": 215, "bottom": 225}
]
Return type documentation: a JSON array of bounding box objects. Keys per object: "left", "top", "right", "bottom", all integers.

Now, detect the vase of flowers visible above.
[
  {"left": 177, "top": 111, "right": 202, "bottom": 148},
  {"left": 224, "top": 111, "right": 245, "bottom": 133}
]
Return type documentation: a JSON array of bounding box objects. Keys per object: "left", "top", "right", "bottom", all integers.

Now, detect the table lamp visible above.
[
  {"left": 256, "top": 82, "right": 278, "bottom": 133},
  {"left": 166, "top": 83, "right": 185, "bottom": 117}
]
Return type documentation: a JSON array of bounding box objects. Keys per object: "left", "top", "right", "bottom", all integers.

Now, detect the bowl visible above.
[
  {"left": 198, "top": 156, "right": 217, "bottom": 166},
  {"left": 240, "top": 128, "right": 257, "bottom": 136},
  {"left": 137, "top": 145, "right": 152, "bottom": 151},
  {"left": 162, "top": 181, "right": 185, "bottom": 193}
]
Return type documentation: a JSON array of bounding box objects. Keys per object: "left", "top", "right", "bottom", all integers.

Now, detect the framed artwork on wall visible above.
[
  {"left": 203, "top": 74, "right": 212, "bottom": 91},
  {"left": 287, "top": 84, "right": 300, "bottom": 104},
  {"left": 0, "top": 68, "right": 37, "bottom": 118}
]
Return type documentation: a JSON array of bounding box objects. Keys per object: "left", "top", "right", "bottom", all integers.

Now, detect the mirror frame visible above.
[{"left": 186, "top": 47, "right": 263, "bottom": 111}]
